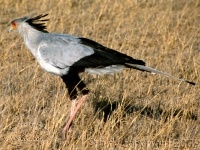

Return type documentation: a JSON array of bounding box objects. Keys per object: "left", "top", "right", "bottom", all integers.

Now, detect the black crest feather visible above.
[{"left": 26, "top": 14, "right": 49, "bottom": 33}]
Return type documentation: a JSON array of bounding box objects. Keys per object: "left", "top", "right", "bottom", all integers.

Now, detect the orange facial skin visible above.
[{"left": 11, "top": 21, "right": 17, "bottom": 30}]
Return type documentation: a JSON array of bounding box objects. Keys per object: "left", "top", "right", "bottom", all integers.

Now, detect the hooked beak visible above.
[
  {"left": 8, "top": 23, "right": 17, "bottom": 32},
  {"left": 8, "top": 26, "right": 13, "bottom": 32}
]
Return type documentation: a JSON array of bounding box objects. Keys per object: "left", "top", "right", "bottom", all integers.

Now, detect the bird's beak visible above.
[
  {"left": 8, "top": 23, "right": 17, "bottom": 32},
  {"left": 8, "top": 26, "right": 13, "bottom": 32}
]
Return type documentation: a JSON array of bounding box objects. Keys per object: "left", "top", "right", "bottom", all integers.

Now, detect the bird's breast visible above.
[{"left": 37, "top": 58, "right": 69, "bottom": 76}]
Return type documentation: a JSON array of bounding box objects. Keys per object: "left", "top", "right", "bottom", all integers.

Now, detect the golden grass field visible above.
[{"left": 0, "top": 0, "right": 200, "bottom": 149}]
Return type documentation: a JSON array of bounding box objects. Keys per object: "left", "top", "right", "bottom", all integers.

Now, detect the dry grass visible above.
[{"left": 0, "top": 0, "right": 200, "bottom": 149}]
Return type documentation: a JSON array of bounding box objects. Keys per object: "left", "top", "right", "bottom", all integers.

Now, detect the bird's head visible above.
[
  {"left": 9, "top": 17, "right": 28, "bottom": 32},
  {"left": 9, "top": 14, "right": 49, "bottom": 33}
]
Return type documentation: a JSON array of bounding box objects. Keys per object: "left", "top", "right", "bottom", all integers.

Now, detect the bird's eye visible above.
[{"left": 12, "top": 22, "right": 17, "bottom": 28}]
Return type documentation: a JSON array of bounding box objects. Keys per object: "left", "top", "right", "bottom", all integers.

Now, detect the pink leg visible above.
[{"left": 62, "top": 95, "right": 88, "bottom": 140}]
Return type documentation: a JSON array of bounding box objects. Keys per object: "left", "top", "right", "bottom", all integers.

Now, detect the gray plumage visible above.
[
  {"left": 9, "top": 14, "right": 195, "bottom": 90},
  {"left": 9, "top": 14, "right": 195, "bottom": 140}
]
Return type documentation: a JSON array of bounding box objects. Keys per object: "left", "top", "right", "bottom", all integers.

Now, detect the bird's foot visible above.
[
  {"left": 61, "top": 124, "right": 72, "bottom": 141},
  {"left": 59, "top": 95, "right": 88, "bottom": 141}
]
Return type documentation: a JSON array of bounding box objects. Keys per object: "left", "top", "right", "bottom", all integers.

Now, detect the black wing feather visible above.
[{"left": 72, "top": 37, "right": 145, "bottom": 68}]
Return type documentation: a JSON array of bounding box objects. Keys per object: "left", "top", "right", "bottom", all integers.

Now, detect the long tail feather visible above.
[{"left": 125, "top": 63, "right": 195, "bottom": 85}]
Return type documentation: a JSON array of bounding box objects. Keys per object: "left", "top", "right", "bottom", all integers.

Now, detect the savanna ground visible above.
[{"left": 0, "top": 0, "right": 200, "bottom": 149}]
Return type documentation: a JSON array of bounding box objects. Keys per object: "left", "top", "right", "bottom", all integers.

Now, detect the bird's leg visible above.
[
  {"left": 62, "top": 94, "right": 88, "bottom": 140},
  {"left": 61, "top": 71, "right": 89, "bottom": 140},
  {"left": 61, "top": 99, "right": 76, "bottom": 140}
]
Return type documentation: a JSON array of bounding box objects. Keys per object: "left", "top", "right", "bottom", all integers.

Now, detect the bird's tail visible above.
[{"left": 125, "top": 63, "right": 195, "bottom": 85}]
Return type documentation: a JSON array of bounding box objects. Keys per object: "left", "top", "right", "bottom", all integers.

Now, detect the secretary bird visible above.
[{"left": 9, "top": 14, "right": 195, "bottom": 140}]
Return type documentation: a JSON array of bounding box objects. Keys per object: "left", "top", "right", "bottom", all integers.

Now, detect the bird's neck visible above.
[{"left": 18, "top": 24, "right": 44, "bottom": 57}]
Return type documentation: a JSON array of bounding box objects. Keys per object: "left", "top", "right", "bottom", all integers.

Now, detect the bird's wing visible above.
[
  {"left": 38, "top": 36, "right": 145, "bottom": 69},
  {"left": 71, "top": 37, "right": 145, "bottom": 68},
  {"left": 37, "top": 35, "right": 95, "bottom": 69}
]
